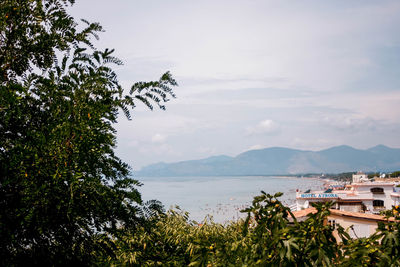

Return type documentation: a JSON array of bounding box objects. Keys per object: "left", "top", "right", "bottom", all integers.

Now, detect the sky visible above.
[{"left": 70, "top": 0, "right": 400, "bottom": 170}]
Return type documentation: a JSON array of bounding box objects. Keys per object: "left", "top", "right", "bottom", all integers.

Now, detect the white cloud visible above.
[
  {"left": 246, "top": 119, "right": 280, "bottom": 136},
  {"left": 71, "top": 1, "right": 400, "bottom": 168},
  {"left": 151, "top": 133, "right": 167, "bottom": 143},
  {"left": 321, "top": 115, "right": 379, "bottom": 132},
  {"left": 249, "top": 144, "right": 263, "bottom": 150},
  {"left": 242, "top": 144, "right": 264, "bottom": 152},
  {"left": 197, "top": 147, "right": 216, "bottom": 155},
  {"left": 127, "top": 140, "right": 139, "bottom": 147}
]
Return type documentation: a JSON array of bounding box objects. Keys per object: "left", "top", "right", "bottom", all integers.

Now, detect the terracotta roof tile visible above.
[
  {"left": 291, "top": 207, "right": 395, "bottom": 222},
  {"left": 329, "top": 209, "right": 395, "bottom": 222},
  {"left": 291, "top": 207, "right": 317, "bottom": 218}
]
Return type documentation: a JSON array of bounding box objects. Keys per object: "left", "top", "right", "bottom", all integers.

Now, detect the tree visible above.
[
  {"left": 390, "top": 171, "right": 400, "bottom": 178},
  {"left": 111, "top": 193, "right": 342, "bottom": 266},
  {"left": 0, "top": 0, "right": 177, "bottom": 265}
]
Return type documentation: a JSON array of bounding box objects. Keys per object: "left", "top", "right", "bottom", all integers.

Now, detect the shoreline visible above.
[{"left": 141, "top": 175, "right": 326, "bottom": 223}]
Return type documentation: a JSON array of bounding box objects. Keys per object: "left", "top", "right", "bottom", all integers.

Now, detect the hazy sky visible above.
[{"left": 70, "top": 0, "right": 400, "bottom": 170}]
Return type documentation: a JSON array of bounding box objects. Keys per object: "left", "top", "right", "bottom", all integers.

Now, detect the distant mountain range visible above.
[{"left": 136, "top": 145, "right": 400, "bottom": 177}]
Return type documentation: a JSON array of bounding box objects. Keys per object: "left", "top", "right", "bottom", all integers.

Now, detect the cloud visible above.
[
  {"left": 242, "top": 144, "right": 264, "bottom": 152},
  {"left": 151, "top": 133, "right": 167, "bottom": 143},
  {"left": 321, "top": 115, "right": 380, "bottom": 132},
  {"left": 72, "top": 0, "right": 400, "bottom": 168},
  {"left": 197, "top": 146, "right": 216, "bottom": 155},
  {"left": 248, "top": 144, "right": 264, "bottom": 150},
  {"left": 127, "top": 140, "right": 139, "bottom": 147},
  {"left": 246, "top": 119, "right": 280, "bottom": 136}
]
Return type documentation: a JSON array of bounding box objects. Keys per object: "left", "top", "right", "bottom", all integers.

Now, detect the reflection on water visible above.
[{"left": 139, "top": 176, "right": 324, "bottom": 223}]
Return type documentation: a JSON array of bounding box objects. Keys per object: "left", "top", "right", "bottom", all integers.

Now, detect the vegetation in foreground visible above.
[
  {"left": 1, "top": 0, "right": 176, "bottom": 265},
  {"left": 2, "top": 1, "right": 400, "bottom": 266},
  {"left": 107, "top": 192, "right": 400, "bottom": 266}
]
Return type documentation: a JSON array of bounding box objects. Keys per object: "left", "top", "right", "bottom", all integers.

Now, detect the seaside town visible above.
[
  {"left": 3, "top": 0, "right": 400, "bottom": 265},
  {"left": 293, "top": 172, "right": 400, "bottom": 239}
]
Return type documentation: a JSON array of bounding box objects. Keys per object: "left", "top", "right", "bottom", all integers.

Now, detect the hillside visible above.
[{"left": 137, "top": 145, "right": 400, "bottom": 176}]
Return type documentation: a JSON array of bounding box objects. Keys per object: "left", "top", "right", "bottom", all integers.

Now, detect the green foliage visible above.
[
  {"left": 109, "top": 193, "right": 400, "bottom": 267},
  {"left": 390, "top": 171, "right": 400, "bottom": 178},
  {"left": 339, "top": 236, "right": 383, "bottom": 266},
  {"left": 0, "top": 0, "right": 177, "bottom": 265},
  {"left": 110, "top": 193, "right": 340, "bottom": 266},
  {"left": 4, "top": 1, "right": 400, "bottom": 266},
  {"left": 323, "top": 172, "right": 355, "bottom": 182},
  {"left": 368, "top": 172, "right": 380, "bottom": 179},
  {"left": 0, "top": 0, "right": 100, "bottom": 80},
  {"left": 109, "top": 209, "right": 244, "bottom": 266}
]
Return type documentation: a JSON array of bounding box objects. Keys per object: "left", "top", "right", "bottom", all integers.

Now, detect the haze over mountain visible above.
[
  {"left": 137, "top": 145, "right": 400, "bottom": 176},
  {"left": 71, "top": 1, "right": 400, "bottom": 170}
]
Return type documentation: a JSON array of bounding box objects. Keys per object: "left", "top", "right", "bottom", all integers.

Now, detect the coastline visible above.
[{"left": 141, "top": 175, "right": 326, "bottom": 223}]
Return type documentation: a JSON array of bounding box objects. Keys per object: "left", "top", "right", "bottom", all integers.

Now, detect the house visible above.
[
  {"left": 296, "top": 175, "right": 399, "bottom": 214},
  {"left": 291, "top": 207, "right": 395, "bottom": 241},
  {"left": 352, "top": 171, "right": 368, "bottom": 183}
]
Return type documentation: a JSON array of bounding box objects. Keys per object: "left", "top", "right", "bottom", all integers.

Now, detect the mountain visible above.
[{"left": 136, "top": 145, "right": 400, "bottom": 176}]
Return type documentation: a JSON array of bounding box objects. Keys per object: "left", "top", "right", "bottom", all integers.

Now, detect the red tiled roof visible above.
[
  {"left": 291, "top": 207, "right": 395, "bottom": 222},
  {"left": 330, "top": 209, "right": 395, "bottom": 222},
  {"left": 291, "top": 207, "right": 317, "bottom": 218}
]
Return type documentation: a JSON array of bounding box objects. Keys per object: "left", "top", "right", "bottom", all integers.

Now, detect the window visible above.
[
  {"left": 371, "top": 187, "right": 384, "bottom": 194},
  {"left": 373, "top": 200, "right": 384, "bottom": 207},
  {"left": 328, "top": 219, "right": 336, "bottom": 229}
]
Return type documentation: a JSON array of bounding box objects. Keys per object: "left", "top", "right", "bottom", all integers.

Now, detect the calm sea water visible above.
[{"left": 139, "top": 176, "right": 324, "bottom": 223}]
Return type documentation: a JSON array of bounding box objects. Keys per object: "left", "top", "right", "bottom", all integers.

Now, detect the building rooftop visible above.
[
  {"left": 291, "top": 207, "right": 317, "bottom": 218},
  {"left": 291, "top": 207, "right": 395, "bottom": 222},
  {"left": 352, "top": 182, "right": 394, "bottom": 186}
]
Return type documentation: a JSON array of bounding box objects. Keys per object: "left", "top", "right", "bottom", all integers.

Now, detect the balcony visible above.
[{"left": 372, "top": 206, "right": 385, "bottom": 212}]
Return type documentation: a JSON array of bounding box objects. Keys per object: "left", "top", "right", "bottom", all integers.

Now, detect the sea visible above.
[{"left": 139, "top": 176, "right": 325, "bottom": 223}]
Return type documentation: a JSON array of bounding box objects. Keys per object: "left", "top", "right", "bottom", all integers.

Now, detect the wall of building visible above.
[
  {"left": 352, "top": 173, "right": 367, "bottom": 183},
  {"left": 296, "top": 198, "right": 337, "bottom": 210},
  {"left": 352, "top": 184, "right": 395, "bottom": 211},
  {"left": 375, "top": 178, "right": 400, "bottom": 182},
  {"left": 329, "top": 214, "right": 379, "bottom": 241},
  {"left": 339, "top": 205, "right": 362, "bottom": 213}
]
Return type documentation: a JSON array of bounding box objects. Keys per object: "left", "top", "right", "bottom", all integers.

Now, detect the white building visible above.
[
  {"left": 352, "top": 171, "right": 368, "bottom": 183},
  {"left": 292, "top": 207, "right": 395, "bottom": 240},
  {"left": 296, "top": 180, "right": 400, "bottom": 214}
]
